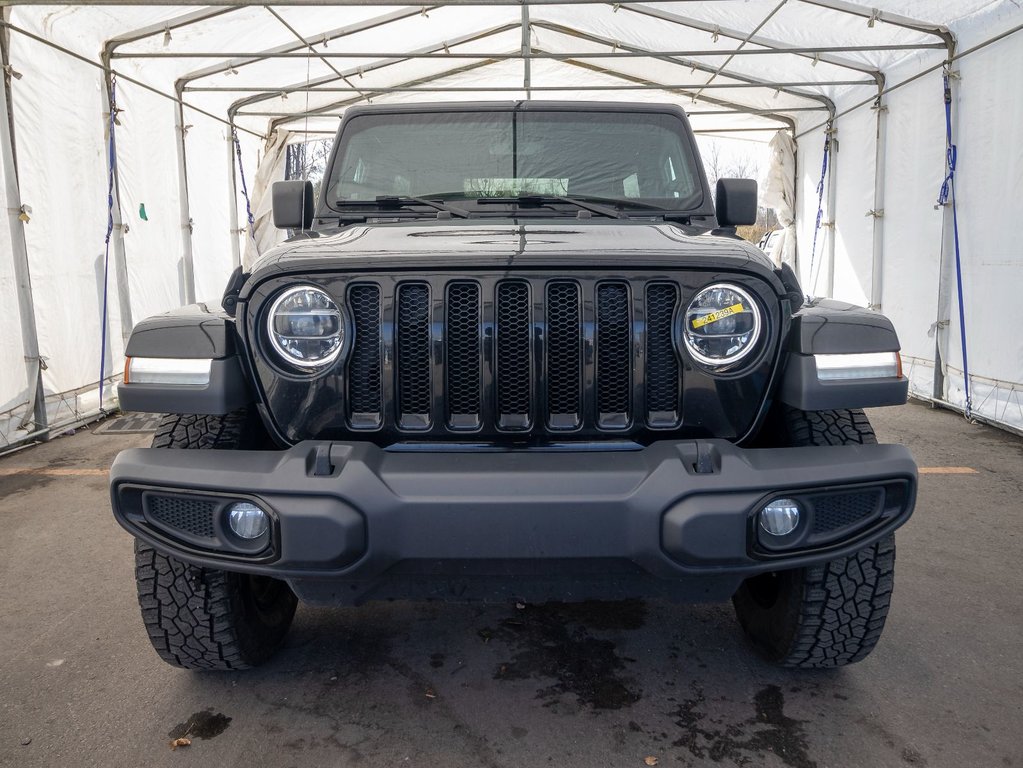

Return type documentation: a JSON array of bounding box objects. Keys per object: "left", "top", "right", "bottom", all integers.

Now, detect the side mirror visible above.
[
  {"left": 272, "top": 180, "right": 314, "bottom": 230},
  {"left": 715, "top": 178, "right": 758, "bottom": 227}
]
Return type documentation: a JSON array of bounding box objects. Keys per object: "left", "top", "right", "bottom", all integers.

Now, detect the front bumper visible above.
[{"left": 110, "top": 440, "right": 916, "bottom": 604}]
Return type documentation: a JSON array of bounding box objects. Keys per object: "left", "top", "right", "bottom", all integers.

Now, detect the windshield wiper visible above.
[
  {"left": 335, "top": 196, "right": 471, "bottom": 218},
  {"left": 475, "top": 195, "right": 623, "bottom": 219}
]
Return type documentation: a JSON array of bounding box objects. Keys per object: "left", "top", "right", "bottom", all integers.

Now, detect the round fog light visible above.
[
  {"left": 760, "top": 498, "right": 800, "bottom": 537},
  {"left": 227, "top": 502, "right": 269, "bottom": 539}
]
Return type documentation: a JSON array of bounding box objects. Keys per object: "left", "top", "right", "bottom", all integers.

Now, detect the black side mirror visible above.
[
  {"left": 272, "top": 180, "right": 314, "bottom": 230},
  {"left": 715, "top": 178, "right": 758, "bottom": 227}
]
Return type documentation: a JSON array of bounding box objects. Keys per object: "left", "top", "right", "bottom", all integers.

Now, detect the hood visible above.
[{"left": 244, "top": 219, "right": 781, "bottom": 295}]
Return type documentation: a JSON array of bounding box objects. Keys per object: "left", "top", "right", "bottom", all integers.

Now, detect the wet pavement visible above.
[{"left": 1, "top": 401, "right": 1020, "bottom": 767}]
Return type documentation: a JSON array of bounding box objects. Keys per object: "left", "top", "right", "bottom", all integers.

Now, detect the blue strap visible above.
[
  {"left": 937, "top": 71, "right": 972, "bottom": 418},
  {"left": 807, "top": 129, "right": 831, "bottom": 290},
  {"left": 232, "top": 128, "right": 257, "bottom": 243},
  {"left": 99, "top": 76, "right": 117, "bottom": 413}
]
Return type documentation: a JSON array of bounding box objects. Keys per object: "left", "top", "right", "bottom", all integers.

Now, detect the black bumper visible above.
[{"left": 110, "top": 440, "right": 916, "bottom": 604}]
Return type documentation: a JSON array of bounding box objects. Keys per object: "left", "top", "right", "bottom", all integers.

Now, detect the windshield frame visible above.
[{"left": 317, "top": 102, "right": 715, "bottom": 221}]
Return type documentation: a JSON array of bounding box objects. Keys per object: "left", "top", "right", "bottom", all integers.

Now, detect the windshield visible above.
[{"left": 325, "top": 110, "right": 704, "bottom": 212}]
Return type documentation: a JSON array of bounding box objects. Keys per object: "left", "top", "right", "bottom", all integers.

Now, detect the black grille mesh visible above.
[
  {"left": 546, "top": 282, "right": 581, "bottom": 420},
  {"left": 348, "top": 284, "right": 382, "bottom": 415},
  {"left": 446, "top": 282, "right": 482, "bottom": 417},
  {"left": 147, "top": 495, "right": 216, "bottom": 539},
  {"left": 596, "top": 283, "right": 631, "bottom": 418},
  {"left": 396, "top": 283, "right": 431, "bottom": 418},
  {"left": 497, "top": 281, "right": 531, "bottom": 418},
  {"left": 812, "top": 489, "right": 883, "bottom": 534},
  {"left": 645, "top": 283, "right": 680, "bottom": 418},
  {"left": 340, "top": 277, "right": 698, "bottom": 434}
]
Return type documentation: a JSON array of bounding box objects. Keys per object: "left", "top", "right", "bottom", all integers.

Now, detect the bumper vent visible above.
[
  {"left": 146, "top": 495, "right": 217, "bottom": 539},
  {"left": 811, "top": 489, "right": 885, "bottom": 535}
]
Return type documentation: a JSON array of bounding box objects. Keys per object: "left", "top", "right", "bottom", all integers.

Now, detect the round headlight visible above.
[
  {"left": 682, "top": 283, "right": 762, "bottom": 367},
  {"left": 266, "top": 285, "right": 344, "bottom": 368}
]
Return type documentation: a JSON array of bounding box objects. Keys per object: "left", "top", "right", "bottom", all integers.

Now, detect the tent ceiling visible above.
[{"left": 7, "top": 0, "right": 992, "bottom": 142}]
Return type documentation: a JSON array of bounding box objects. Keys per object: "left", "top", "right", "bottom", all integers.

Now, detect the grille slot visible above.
[
  {"left": 596, "top": 282, "right": 631, "bottom": 427},
  {"left": 496, "top": 281, "right": 532, "bottom": 429},
  {"left": 811, "top": 489, "right": 884, "bottom": 534},
  {"left": 446, "top": 282, "right": 482, "bottom": 427},
  {"left": 645, "top": 283, "right": 680, "bottom": 426},
  {"left": 147, "top": 495, "right": 217, "bottom": 539},
  {"left": 546, "top": 282, "right": 582, "bottom": 429},
  {"left": 396, "top": 283, "right": 432, "bottom": 428},
  {"left": 348, "top": 284, "right": 382, "bottom": 427}
]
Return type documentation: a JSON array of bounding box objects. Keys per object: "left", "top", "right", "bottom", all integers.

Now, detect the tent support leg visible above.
[
  {"left": 0, "top": 21, "right": 47, "bottom": 438},
  {"left": 869, "top": 91, "right": 888, "bottom": 310},
  {"left": 932, "top": 62, "right": 961, "bottom": 405},
  {"left": 824, "top": 122, "right": 838, "bottom": 297},
  {"left": 227, "top": 117, "right": 242, "bottom": 270},
  {"left": 174, "top": 82, "right": 196, "bottom": 305},
  {"left": 98, "top": 57, "right": 134, "bottom": 345}
]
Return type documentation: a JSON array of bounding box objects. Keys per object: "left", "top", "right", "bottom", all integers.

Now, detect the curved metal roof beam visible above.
[
  {"left": 225, "top": 23, "right": 521, "bottom": 116},
  {"left": 102, "top": 5, "right": 242, "bottom": 63},
  {"left": 797, "top": 0, "right": 955, "bottom": 56},
  {"left": 534, "top": 22, "right": 835, "bottom": 115},
  {"left": 264, "top": 58, "right": 502, "bottom": 133},
  {"left": 172, "top": 5, "right": 436, "bottom": 92},
  {"left": 557, "top": 56, "right": 798, "bottom": 132},
  {"left": 253, "top": 53, "right": 802, "bottom": 134},
  {"left": 617, "top": 1, "right": 885, "bottom": 89}
]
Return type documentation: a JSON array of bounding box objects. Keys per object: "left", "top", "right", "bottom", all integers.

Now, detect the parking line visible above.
[
  {"left": 918, "top": 467, "right": 978, "bottom": 474},
  {"left": 0, "top": 468, "right": 109, "bottom": 476}
]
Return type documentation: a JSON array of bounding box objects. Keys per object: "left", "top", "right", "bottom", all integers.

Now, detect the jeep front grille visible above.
[{"left": 344, "top": 276, "right": 683, "bottom": 437}]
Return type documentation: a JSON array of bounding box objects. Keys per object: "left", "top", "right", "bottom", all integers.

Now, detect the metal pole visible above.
[
  {"left": 521, "top": 4, "right": 531, "bottom": 100},
  {"left": 215, "top": 79, "right": 874, "bottom": 94},
  {"left": 0, "top": 17, "right": 47, "bottom": 437},
  {"left": 174, "top": 81, "right": 196, "bottom": 304},
  {"left": 824, "top": 121, "right": 838, "bottom": 298},
  {"left": 99, "top": 49, "right": 134, "bottom": 342},
  {"left": 932, "top": 63, "right": 961, "bottom": 404},
  {"left": 114, "top": 44, "right": 945, "bottom": 60},
  {"left": 868, "top": 89, "right": 887, "bottom": 311},
  {"left": 227, "top": 117, "right": 242, "bottom": 270}
]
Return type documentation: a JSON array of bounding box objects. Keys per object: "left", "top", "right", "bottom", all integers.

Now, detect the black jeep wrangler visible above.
[{"left": 110, "top": 102, "right": 915, "bottom": 671}]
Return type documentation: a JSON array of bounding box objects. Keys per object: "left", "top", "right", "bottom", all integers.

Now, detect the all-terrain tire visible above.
[
  {"left": 732, "top": 407, "right": 896, "bottom": 668},
  {"left": 134, "top": 410, "right": 297, "bottom": 670}
]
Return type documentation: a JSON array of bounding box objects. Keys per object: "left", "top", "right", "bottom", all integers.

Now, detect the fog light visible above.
[
  {"left": 227, "top": 502, "right": 269, "bottom": 539},
  {"left": 760, "top": 498, "right": 800, "bottom": 536}
]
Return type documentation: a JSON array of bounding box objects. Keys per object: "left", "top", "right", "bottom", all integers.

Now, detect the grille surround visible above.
[{"left": 246, "top": 271, "right": 779, "bottom": 445}]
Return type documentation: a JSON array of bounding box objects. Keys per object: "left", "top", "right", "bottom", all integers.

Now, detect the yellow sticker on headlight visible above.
[{"left": 691, "top": 302, "right": 745, "bottom": 330}]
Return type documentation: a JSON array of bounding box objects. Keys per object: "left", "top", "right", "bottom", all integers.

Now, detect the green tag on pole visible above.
[{"left": 138, "top": 203, "right": 148, "bottom": 221}]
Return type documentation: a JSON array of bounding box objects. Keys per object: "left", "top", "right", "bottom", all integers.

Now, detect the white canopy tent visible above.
[{"left": 1, "top": 1, "right": 1021, "bottom": 449}]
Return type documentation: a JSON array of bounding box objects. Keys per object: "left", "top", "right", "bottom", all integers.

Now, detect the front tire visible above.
[
  {"left": 133, "top": 411, "right": 297, "bottom": 670},
  {"left": 733, "top": 407, "right": 897, "bottom": 668}
]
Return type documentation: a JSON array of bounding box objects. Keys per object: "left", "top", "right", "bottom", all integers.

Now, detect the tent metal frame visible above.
[{"left": 4, "top": 0, "right": 1011, "bottom": 450}]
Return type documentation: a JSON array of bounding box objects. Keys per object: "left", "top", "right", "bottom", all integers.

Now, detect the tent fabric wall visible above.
[
  {"left": 0, "top": 120, "right": 29, "bottom": 445},
  {"left": 938, "top": 33, "right": 1023, "bottom": 428},
  {"left": 0, "top": 1, "right": 1021, "bottom": 450}
]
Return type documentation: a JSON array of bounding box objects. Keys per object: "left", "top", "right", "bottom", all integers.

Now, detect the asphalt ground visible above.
[{"left": 1, "top": 400, "right": 1020, "bottom": 768}]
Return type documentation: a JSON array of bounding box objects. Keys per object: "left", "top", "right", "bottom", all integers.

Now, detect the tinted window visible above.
[{"left": 326, "top": 110, "right": 703, "bottom": 210}]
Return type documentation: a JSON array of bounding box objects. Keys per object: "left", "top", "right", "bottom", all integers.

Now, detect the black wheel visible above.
[
  {"left": 133, "top": 410, "right": 297, "bottom": 670},
  {"left": 733, "top": 407, "right": 896, "bottom": 668}
]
